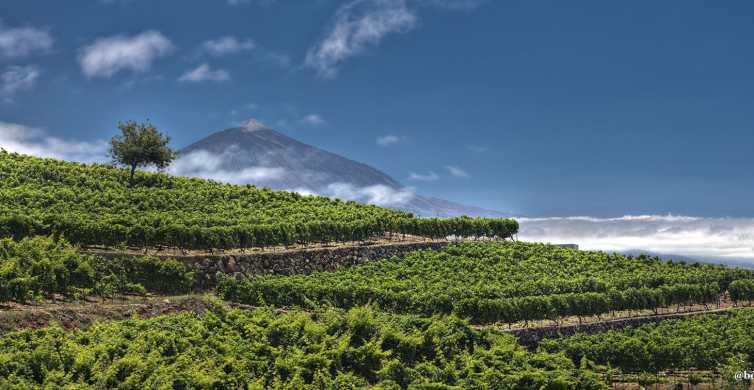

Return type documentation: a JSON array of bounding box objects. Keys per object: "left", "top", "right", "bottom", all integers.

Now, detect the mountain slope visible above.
[
  {"left": 180, "top": 119, "right": 401, "bottom": 190},
  {"left": 176, "top": 119, "right": 508, "bottom": 217}
]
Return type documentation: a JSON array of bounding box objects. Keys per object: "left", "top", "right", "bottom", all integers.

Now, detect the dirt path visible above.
[{"left": 82, "top": 234, "right": 453, "bottom": 258}]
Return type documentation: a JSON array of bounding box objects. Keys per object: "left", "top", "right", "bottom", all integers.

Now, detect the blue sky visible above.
[{"left": 2, "top": 0, "right": 754, "bottom": 218}]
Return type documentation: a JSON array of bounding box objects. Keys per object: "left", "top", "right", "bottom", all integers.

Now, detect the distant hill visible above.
[{"left": 177, "top": 119, "right": 509, "bottom": 217}]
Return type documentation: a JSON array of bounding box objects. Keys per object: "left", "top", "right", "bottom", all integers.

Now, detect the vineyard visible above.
[
  {"left": 3, "top": 152, "right": 754, "bottom": 388},
  {"left": 0, "top": 305, "right": 608, "bottom": 389},
  {"left": 539, "top": 308, "right": 754, "bottom": 385},
  {"left": 0, "top": 236, "right": 194, "bottom": 302},
  {"left": 0, "top": 152, "right": 518, "bottom": 249},
  {"left": 218, "top": 241, "right": 754, "bottom": 325}
]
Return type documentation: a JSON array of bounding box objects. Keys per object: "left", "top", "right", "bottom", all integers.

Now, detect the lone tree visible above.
[{"left": 109, "top": 120, "right": 176, "bottom": 186}]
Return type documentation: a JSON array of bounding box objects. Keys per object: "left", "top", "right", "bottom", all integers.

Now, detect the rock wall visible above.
[
  {"left": 98, "top": 241, "right": 449, "bottom": 288},
  {"left": 509, "top": 309, "right": 731, "bottom": 348}
]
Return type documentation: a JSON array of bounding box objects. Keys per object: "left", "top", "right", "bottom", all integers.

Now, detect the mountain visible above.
[{"left": 176, "top": 119, "right": 508, "bottom": 217}]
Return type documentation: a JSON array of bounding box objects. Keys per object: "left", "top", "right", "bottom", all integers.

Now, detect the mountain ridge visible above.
[{"left": 177, "top": 119, "right": 509, "bottom": 217}]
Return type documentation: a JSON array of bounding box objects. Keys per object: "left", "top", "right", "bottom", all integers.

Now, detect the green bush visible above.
[
  {"left": 0, "top": 236, "right": 194, "bottom": 302},
  {"left": 729, "top": 279, "right": 754, "bottom": 304},
  {"left": 218, "top": 241, "right": 751, "bottom": 324},
  {"left": 540, "top": 309, "right": 754, "bottom": 373},
  {"left": 0, "top": 306, "right": 608, "bottom": 389}
]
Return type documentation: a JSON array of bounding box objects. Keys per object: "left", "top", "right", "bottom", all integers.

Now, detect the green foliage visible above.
[
  {"left": 219, "top": 241, "right": 752, "bottom": 323},
  {"left": 0, "top": 151, "right": 518, "bottom": 249},
  {"left": 0, "top": 236, "right": 194, "bottom": 302},
  {"left": 718, "top": 353, "right": 751, "bottom": 386},
  {"left": 729, "top": 279, "right": 754, "bottom": 304},
  {"left": 0, "top": 306, "right": 607, "bottom": 389},
  {"left": 539, "top": 309, "right": 754, "bottom": 373},
  {"left": 109, "top": 120, "right": 177, "bottom": 185}
]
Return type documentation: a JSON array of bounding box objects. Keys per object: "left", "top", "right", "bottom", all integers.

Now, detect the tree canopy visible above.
[{"left": 109, "top": 120, "right": 176, "bottom": 185}]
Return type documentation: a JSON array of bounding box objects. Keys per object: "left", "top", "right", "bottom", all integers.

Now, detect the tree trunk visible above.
[{"left": 129, "top": 164, "right": 137, "bottom": 187}]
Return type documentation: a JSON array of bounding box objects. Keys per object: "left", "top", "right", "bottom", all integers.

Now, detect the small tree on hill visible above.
[{"left": 109, "top": 120, "right": 176, "bottom": 186}]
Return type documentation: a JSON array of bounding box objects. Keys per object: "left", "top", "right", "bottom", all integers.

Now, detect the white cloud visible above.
[
  {"left": 171, "top": 148, "right": 414, "bottom": 208},
  {"left": 446, "top": 165, "right": 469, "bottom": 177},
  {"left": 178, "top": 63, "right": 230, "bottom": 83},
  {"left": 1, "top": 65, "right": 39, "bottom": 97},
  {"left": 323, "top": 182, "right": 414, "bottom": 206},
  {"left": 0, "top": 122, "right": 108, "bottom": 163},
  {"left": 304, "top": 0, "right": 487, "bottom": 78},
  {"left": 518, "top": 215, "right": 754, "bottom": 262},
  {"left": 198, "top": 36, "right": 289, "bottom": 68},
  {"left": 0, "top": 21, "right": 53, "bottom": 59},
  {"left": 300, "top": 114, "right": 325, "bottom": 125},
  {"left": 169, "top": 149, "right": 285, "bottom": 184},
  {"left": 289, "top": 183, "right": 415, "bottom": 207},
  {"left": 174, "top": 147, "right": 415, "bottom": 207},
  {"left": 78, "top": 31, "right": 174, "bottom": 78},
  {"left": 305, "top": 0, "right": 417, "bottom": 78},
  {"left": 377, "top": 134, "right": 400, "bottom": 146},
  {"left": 201, "top": 36, "right": 256, "bottom": 56},
  {"left": 408, "top": 171, "right": 438, "bottom": 181}
]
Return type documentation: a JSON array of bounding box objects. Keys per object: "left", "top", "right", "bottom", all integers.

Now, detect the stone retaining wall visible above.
[
  {"left": 97, "top": 241, "right": 450, "bottom": 288},
  {"left": 508, "top": 309, "right": 731, "bottom": 348}
]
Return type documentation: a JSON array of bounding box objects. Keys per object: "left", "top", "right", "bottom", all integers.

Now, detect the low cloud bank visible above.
[
  {"left": 291, "top": 184, "right": 415, "bottom": 207},
  {"left": 168, "top": 149, "right": 285, "bottom": 184},
  {"left": 518, "top": 215, "right": 754, "bottom": 261},
  {"left": 0, "top": 122, "right": 108, "bottom": 163},
  {"left": 321, "top": 182, "right": 414, "bottom": 207},
  {"left": 174, "top": 150, "right": 414, "bottom": 207}
]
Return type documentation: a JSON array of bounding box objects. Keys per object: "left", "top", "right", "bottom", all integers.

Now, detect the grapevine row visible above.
[
  {"left": 0, "top": 236, "right": 194, "bottom": 302},
  {"left": 0, "top": 306, "right": 608, "bottom": 389},
  {"left": 218, "top": 242, "right": 754, "bottom": 324},
  {"left": 0, "top": 151, "right": 518, "bottom": 249},
  {"left": 540, "top": 308, "right": 754, "bottom": 375}
]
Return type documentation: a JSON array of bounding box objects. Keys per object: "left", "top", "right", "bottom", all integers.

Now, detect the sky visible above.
[{"left": 3, "top": 0, "right": 754, "bottom": 260}]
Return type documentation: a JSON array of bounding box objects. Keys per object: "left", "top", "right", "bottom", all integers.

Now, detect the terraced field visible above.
[
  {"left": 2, "top": 154, "right": 753, "bottom": 388},
  {"left": 219, "top": 241, "right": 754, "bottom": 324}
]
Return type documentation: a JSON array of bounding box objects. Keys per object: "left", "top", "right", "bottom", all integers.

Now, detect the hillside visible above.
[
  {"left": 0, "top": 151, "right": 517, "bottom": 249},
  {"left": 178, "top": 119, "right": 509, "bottom": 217},
  {"left": 181, "top": 119, "right": 402, "bottom": 190},
  {"left": 2, "top": 145, "right": 751, "bottom": 389},
  {"left": 2, "top": 235, "right": 754, "bottom": 388},
  {"left": 220, "top": 241, "right": 754, "bottom": 325}
]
